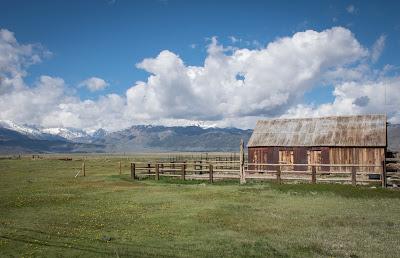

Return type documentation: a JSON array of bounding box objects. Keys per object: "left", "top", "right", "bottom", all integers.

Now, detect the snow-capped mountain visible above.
[
  {"left": 0, "top": 120, "right": 69, "bottom": 141},
  {"left": 0, "top": 120, "right": 253, "bottom": 153},
  {"left": 0, "top": 120, "right": 44, "bottom": 138},
  {"left": 41, "top": 127, "right": 89, "bottom": 141},
  {"left": 0, "top": 120, "right": 95, "bottom": 141},
  {"left": 91, "top": 128, "right": 108, "bottom": 138}
]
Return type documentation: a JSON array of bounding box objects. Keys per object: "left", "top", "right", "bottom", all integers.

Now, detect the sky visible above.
[{"left": 0, "top": 0, "right": 399, "bottom": 132}]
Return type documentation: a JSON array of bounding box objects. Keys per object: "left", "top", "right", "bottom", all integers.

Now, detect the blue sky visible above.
[{"left": 0, "top": 0, "right": 399, "bottom": 130}]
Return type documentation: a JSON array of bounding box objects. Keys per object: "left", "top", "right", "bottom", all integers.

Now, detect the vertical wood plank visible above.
[
  {"left": 209, "top": 164, "right": 213, "bottom": 183},
  {"left": 382, "top": 160, "right": 386, "bottom": 188},
  {"left": 240, "top": 139, "right": 246, "bottom": 184},
  {"left": 155, "top": 163, "right": 159, "bottom": 181},
  {"left": 131, "top": 163, "right": 136, "bottom": 180},
  {"left": 321, "top": 147, "right": 330, "bottom": 172},
  {"left": 351, "top": 166, "right": 356, "bottom": 186},
  {"left": 311, "top": 165, "right": 316, "bottom": 184},
  {"left": 276, "top": 165, "right": 281, "bottom": 184},
  {"left": 181, "top": 163, "right": 186, "bottom": 180}
]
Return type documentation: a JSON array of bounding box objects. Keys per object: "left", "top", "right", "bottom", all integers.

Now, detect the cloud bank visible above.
[{"left": 0, "top": 27, "right": 399, "bottom": 131}]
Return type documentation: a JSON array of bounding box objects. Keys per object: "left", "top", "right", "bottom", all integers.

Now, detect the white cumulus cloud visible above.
[
  {"left": 126, "top": 27, "right": 367, "bottom": 122},
  {"left": 285, "top": 77, "right": 400, "bottom": 123},
  {"left": 79, "top": 77, "right": 109, "bottom": 91}
]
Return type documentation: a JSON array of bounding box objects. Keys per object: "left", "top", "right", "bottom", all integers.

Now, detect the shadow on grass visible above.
[
  {"left": 115, "top": 174, "right": 239, "bottom": 186},
  {"left": 140, "top": 176, "right": 239, "bottom": 186},
  {"left": 268, "top": 182, "right": 400, "bottom": 199},
  {"left": 113, "top": 174, "right": 400, "bottom": 199},
  {"left": 0, "top": 225, "right": 213, "bottom": 257}
]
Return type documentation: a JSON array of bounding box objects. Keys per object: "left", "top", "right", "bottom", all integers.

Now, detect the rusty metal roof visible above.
[{"left": 248, "top": 114, "right": 386, "bottom": 147}]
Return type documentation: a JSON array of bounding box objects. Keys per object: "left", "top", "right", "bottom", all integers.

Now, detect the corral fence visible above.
[
  {"left": 386, "top": 157, "right": 400, "bottom": 187},
  {"left": 130, "top": 160, "right": 386, "bottom": 187}
]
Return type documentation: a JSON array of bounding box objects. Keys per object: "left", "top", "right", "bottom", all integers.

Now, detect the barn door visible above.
[
  {"left": 253, "top": 149, "right": 262, "bottom": 171},
  {"left": 307, "top": 150, "right": 322, "bottom": 171},
  {"left": 279, "top": 150, "right": 294, "bottom": 171}
]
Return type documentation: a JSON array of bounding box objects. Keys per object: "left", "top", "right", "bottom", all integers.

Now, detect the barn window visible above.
[
  {"left": 253, "top": 149, "right": 267, "bottom": 171},
  {"left": 307, "top": 150, "right": 322, "bottom": 171},
  {"left": 279, "top": 150, "right": 294, "bottom": 171}
]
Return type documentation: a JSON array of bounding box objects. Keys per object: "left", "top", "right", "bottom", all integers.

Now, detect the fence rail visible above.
[{"left": 129, "top": 160, "right": 385, "bottom": 187}]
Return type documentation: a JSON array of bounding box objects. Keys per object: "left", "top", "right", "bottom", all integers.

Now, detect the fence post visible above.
[
  {"left": 239, "top": 139, "right": 246, "bottom": 184},
  {"left": 382, "top": 160, "right": 386, "bottom": 188},
  {"left": 209, "top": 164, "right": 213, "bottom": 183},
  {"left": 311, "top": 165, "right": 316, "bottom": 184},
  {"left": 155, "top": 163, "right": 159, "bottom": 181},
  {"left": 181, "top": 163, "right": 186, "bottom": 180},
  {"left": 276, "top": 165, "right": 281, "bottom": 184},
  {"left": 119, "top": 161, "right": 121, "bottom": 175},
  {"left": 82, "top": 162, "right": 86, "bottom": 177},
  {"left": 351, "top": 166, "right": 356, "bottom": 186},
  {"left": 131, "top": 163, "right": 136, "bottom": 180},
  {"left": 147, "top": 163, "right": 151, "bottom": 174}
]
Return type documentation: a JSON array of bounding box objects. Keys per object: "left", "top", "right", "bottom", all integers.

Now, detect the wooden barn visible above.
[{"left": 247, "top": 114, "right": 387, "bottom": 173}]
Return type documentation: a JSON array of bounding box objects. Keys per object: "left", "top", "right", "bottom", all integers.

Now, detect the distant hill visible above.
[
  {"left": 0, "top": 120, "right": 399, "bottom": 153},
  {"left": 92, "top": 125, "right": 253, "bottom": 152}
]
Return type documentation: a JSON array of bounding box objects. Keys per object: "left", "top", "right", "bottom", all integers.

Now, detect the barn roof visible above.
[{"left": 247, "top": 114, "right": 386, "bottom": 147}]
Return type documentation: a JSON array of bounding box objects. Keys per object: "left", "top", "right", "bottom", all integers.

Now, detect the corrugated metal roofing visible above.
[{"left": 248, "top": 114, "right": 386, "bottom": 147}]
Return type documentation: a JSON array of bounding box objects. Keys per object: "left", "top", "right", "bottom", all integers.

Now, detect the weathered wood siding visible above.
[
  {"left": 329, "top": 147, "right": 384, "bottom": 173},
  {"left": 248, "top": 147, "right": 384, "bottom": 173}
]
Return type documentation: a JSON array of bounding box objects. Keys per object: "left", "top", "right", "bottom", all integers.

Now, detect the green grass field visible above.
[{"left": 1, "top": 155, "right": 400, "bottom": 257}]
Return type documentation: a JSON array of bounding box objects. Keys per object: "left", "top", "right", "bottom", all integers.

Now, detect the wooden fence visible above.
[{"left": 129, "top": 161, "right": 385, "bottom": 186}]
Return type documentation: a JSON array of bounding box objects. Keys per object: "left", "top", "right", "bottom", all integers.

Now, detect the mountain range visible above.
[
  {"left": 0, "top": 120, "right": 253, "bottom": 153},
  {"left": 0, "top": 120, "right": 399, "bottom": 154}
]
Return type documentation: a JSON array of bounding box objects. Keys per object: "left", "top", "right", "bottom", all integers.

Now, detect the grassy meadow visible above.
[{"left": 0, "top": 154, "right": 400, "bottom": 257}]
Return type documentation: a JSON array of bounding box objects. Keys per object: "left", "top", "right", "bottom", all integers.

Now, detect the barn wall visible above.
[
  {"left": 248, "top": 146, "right": 385, "bottom": 173},
  {"left": 329, "top": 147, "right": 384, "bottom": 173}
]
